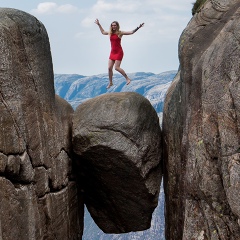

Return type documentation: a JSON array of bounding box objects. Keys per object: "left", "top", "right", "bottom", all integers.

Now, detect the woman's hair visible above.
[{"left": 109, "top": 21, "right": 121, "bottom": 36}]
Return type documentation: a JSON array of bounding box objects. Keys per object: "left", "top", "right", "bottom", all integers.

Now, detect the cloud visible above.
[
  {"left": 31, "top": 2, "right": 57, "bottom": 14},
  {"left": 81, "top": 0, "right": 141, "bottom": 28},
  {"left": 31, "top": 2, "right": 78, "bottom": 15},
  {"left": 92, "top": 0, "right": 140, "bottom": 13},
  {"left": 75, "top": 32, "right": 84, "bottom": 38},
  {"left": 56, "top": 4, "right": 78, "bottom": 14},
  {"left": 81, "top": 17, "right": 95, "bottom": 28},
  {"left": 145, "top": 0, "right": 193, "bottom": 11},
  {"left": 88, "top": 0, "right": 192, "bottom": 16},
  {"left": 81, "top": 0, "right": 193, "bottom": 38}
]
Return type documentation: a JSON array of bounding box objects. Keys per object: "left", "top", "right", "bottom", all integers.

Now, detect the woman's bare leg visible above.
[
  {"left": 115, "top": 60, "right": 131, "bottom": 85},
  {"left": 107, "top": 59, "right": 115, "bottom": 88}
]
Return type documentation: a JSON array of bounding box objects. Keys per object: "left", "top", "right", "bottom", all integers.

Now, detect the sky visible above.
[{"left": 0, "top": 0, "right": 194, "bottom": 76}]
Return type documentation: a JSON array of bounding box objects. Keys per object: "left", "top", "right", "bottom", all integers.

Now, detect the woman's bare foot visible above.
[
  {"left": 126, "top": 78, "right": 131, "bottom": 85},
  {"left": 107, "top": 82, "right": 113, "bottom": 89}
]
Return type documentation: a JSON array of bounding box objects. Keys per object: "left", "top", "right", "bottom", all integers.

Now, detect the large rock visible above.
[
  {"left": 0, "top": 8, "right": 83, "bottom": 239},
  {"left": 73, "top": 92, "right": 162, "bottom": 233},
  {"left": 163, "top": 0, "right": 240, "bottom": 239}
]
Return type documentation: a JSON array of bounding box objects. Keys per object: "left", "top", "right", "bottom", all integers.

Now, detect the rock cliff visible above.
[
  {"left": 163, "top": 0, "right": 240, "bottom": 239},
  {"left": 0, "top": 8, "right": 162, "bottom": 239},
  {"left": 0, "top": 8, "right": 83, "bottom": 239}
]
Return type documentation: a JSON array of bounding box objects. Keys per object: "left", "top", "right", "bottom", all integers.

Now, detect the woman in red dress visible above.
[{"left": 95, "top": 19, "right": 144, "bottom": 89}]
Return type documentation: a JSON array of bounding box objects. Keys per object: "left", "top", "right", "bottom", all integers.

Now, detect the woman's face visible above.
[{"left": 111, "top": 22, "right": 117, "bottom": 31}]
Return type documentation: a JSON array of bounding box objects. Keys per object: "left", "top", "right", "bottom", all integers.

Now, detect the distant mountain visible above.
[
  {"left": 54, "top": 71, "right": 177, "bottom": 240},
  {"left": 54, "top": 71, "right": 176, "bottom": 113}
]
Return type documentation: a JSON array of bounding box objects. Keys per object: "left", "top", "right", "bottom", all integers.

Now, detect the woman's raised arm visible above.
[
  {"left": 95, "top": 19, "right": 108, "bottom": 35},
  {"left": 121, "top": 23, "right": 144, "bottom": 35}
]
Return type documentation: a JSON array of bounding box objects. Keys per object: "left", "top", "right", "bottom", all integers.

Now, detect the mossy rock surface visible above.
[{"left": 192, "top": 0, "right": 207, "bottom": 15}]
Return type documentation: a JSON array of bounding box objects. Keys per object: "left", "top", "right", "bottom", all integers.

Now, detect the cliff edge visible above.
[
  {"left": 163, "top": 0, "right": 240, "bottom": 239},
  {"left": 0, "top": 8, "right": 83, "bottom": 239}
]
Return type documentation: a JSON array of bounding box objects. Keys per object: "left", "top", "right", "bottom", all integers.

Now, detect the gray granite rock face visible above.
[
  {"left": 0, "top": 8, "right": 83, "bottom": 239},
  {"left": 73, "top": 92, "right": 162, "bottom": 233},
  {"left": 163, "top": 1, "right": 240, "bottom": 239}
]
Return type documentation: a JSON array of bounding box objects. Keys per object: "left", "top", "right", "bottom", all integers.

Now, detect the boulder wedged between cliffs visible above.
[{"left": 73, "top": 92, "right": 162, "bottom": 233}]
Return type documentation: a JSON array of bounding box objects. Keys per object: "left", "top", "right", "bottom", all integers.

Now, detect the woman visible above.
[{"left": 95, "top": 19, "right": 144, "bottom": 89}]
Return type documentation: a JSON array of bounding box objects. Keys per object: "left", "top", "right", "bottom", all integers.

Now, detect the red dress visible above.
[{"left": 109, "top": 34, "right": 124, "bottom": 61}]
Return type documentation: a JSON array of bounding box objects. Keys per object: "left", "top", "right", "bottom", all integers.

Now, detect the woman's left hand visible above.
[{"left": 95, "top": 18, "right": 100, "bottom": 25}]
